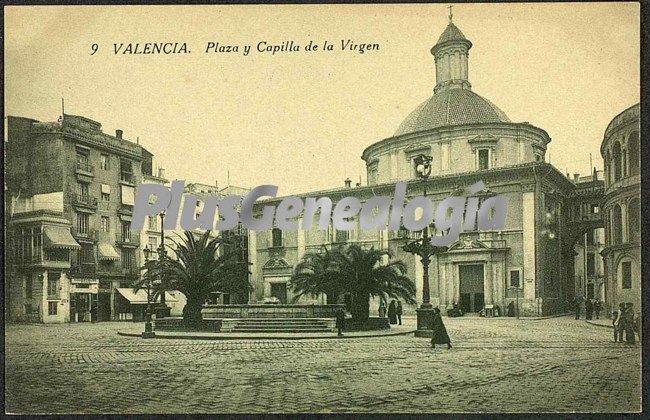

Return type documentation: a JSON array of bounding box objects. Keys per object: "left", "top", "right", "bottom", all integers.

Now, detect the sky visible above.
[{"left": 4, "top": 3, "right": 639, "bottom": 195}]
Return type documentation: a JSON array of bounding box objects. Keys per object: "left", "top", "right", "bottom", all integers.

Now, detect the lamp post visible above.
[
  {"left": 402, "top": 154, "right": 447, "bottom": 337},
  {"left": 141, "top": 247, "right": 155, "bottom": 338},
  {"left": 155, "top": 211, "right": 170, "bottom": 318}
]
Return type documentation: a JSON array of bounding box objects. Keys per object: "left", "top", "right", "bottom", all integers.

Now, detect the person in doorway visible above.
[
  {"left": 624, "top": 303, "right": 636, "bottom": 345},
  {"left": 585, "top": 298, "right": 593, "bottom": 320},
  {"left": 335, "top": 307, "right": 346, "bottom": 337},
  {"left": 388, "top": 300, "right": 398, "bottom": 325},
  {"left": 91, "top": 303, "right": 98, "bottom": 323},
  {"left": 429, "top": 308, "right": 452, "bottom": 349},
  {"left": 396, "top": 301, "right": 403, "bottom": 325},
  {"left": 593, "top": 298, "right": 602, "bottom": 319},
  {"left": 378, "top": 301, "right": 387, "bottom": 318}
]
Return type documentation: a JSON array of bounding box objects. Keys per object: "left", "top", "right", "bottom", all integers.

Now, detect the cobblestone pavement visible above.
[{"left": 5, "top": 317, "right": 641, "bottom": 414}]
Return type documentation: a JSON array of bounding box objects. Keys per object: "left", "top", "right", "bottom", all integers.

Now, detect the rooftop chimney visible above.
[
  {"left": 344, "top": 178, "right": 352, "bottom": 188},
  {"left": 573, "top": 173, "right": 580, "bottom": 181},
  {"left": 116, "top": 129, "right": 123, "bottom": 139},
  {"left": 158, "top": 168, "right": 165, "bottom": 179}
]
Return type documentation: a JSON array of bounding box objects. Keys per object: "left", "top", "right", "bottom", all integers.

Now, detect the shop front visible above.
[
  {"left": 69, "top": 279, "right": 99, "bottom": 322},
  {"left": 114, "top": 287, "right": 178, "bottom": 321}
]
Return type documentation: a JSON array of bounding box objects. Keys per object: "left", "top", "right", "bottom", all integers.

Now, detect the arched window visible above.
[
  {"left": 612, "top": 141, "right": 622, "bottom": 182},
  {"left": 628, "top": 198, "right": 640, "bottom": 242},
  {"left": 612, "top": 204, "right": 623, "bottom": 244},
  {"left": 628, "top": 131, "right": 639, "bottom": 176}
]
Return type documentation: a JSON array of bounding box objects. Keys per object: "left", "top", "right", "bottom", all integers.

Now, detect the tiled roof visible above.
[
  {"left": 394, "top": 89, "right": 511, "bottom": 136},
  {"left": 436, "top": 22, "right": 469, "bottom": 45}
]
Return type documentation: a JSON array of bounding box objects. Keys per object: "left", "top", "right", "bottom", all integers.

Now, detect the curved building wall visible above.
[
  {"left": 600, "top": 103, "right": 641, "bottom": 312},
  {"left": 362, "top": 122, "right": 550, "bottom": 185}
]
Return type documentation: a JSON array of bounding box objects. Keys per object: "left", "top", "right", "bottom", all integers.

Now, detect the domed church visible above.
[
  {"left": 363, "top": 18, "right": 550, "bottom": 184},
  {"left": 249, "top": 17, "right": 602, "bottom": 318}
]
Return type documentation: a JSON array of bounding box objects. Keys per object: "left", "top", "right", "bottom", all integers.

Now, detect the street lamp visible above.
[
  {"left": 402, "top": 154, "right": 448, "bottom": 337},
  {"left": 155, "top": 211, "right": 170, "bottom": 318},
  {"left": 141, "top": 247, "right": 155, "bottom": 338}
]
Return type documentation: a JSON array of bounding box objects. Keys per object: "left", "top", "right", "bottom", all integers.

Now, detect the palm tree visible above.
[
  {"left": 138, "top": 230, "right": 251, "bottom": 326},
  {"left": 290, "top": 247, "right": 342, "bottom": 304},
  {"left": 290, "top": 244, "right": 416, "bottom": 324},
  {"left": 337, "top": 244, "right": 416, "bottom": 323}
]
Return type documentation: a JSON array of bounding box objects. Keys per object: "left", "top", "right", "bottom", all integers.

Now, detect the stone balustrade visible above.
[{"left": 201, "top": 304, "right": 345, "bottom": 319}]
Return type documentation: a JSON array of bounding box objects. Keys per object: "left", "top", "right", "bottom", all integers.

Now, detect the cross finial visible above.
[{"left": 448, "top": 5, "right": 453, "bottom": 22}]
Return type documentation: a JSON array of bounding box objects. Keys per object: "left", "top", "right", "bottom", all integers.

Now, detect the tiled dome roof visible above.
[
  {"left": 394, "top": 89, "right": 511, "bottom": 136},
  {"left": 436, "top": 22, "right": 469, "bottom": 45}
]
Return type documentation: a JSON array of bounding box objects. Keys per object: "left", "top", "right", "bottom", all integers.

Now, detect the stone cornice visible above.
[
  {"left": 32, "top": 124, "right": 144, "bottom": 160},
  {"left": 362, "top": 122, "right": 551, "bottom": 163},
  {"left": 253, "top": 162, "right": 568, "bottom": 211}
]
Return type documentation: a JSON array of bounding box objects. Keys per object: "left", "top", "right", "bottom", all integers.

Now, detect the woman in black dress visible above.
[
  {"left": 429, "top": 308, "right": 452, "bottom": 349},
  {"left": 387, "top": 300, "right": 397, "bottom": 325}
]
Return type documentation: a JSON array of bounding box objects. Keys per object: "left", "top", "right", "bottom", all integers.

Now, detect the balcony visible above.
[
  {"left": 71, "top": 228, "right": 98, "bottom": 241},
  {"left": 120, "top": 172, "right": 136, "bottom": 185},
  {"left": 70, "top": 262, "right": 97, "bottom": 275},
  {"left": 73, "top": 194, "right": 98, "bottom": 209},
  {"left": 121, "top": 266, "right": 141, "bottom": 277},
  {"left": 75, "top": 162, "right": 94, "bottom": 177},
  {"left": 115, "top": 233, "right": 140, "bottom": 247}
]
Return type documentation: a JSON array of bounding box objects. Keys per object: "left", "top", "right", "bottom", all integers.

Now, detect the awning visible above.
[
  {"left": 115, "top": 288, "right": 179, "bottom": 304},
  {"left": 43, "top": 226, "right": 81, "bottom": 250},
  {"left": 98, "top": 243, "right": 120, "bottom": 261}
]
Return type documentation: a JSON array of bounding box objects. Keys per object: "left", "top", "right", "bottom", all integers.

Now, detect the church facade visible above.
[{"left": 248, "top": 19, "right": 599, "bottom": 316}]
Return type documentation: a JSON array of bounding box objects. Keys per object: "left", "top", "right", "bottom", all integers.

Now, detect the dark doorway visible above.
[
  {"left": 587, "top": 283, "right": 594, "bottom": 300},
  {"left": 459, "top": 264, "right": 485, "bottom": 313},
  {"left": 270, "top": 282, "right": 287, "bottom": 304},
  {"left": 98, "top": 293, "right": 111, "bottom": 322}
]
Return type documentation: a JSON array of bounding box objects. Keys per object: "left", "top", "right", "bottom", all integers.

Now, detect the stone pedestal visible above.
[{"left": 415, "top": 307, "right": 435, "bottom": 338}]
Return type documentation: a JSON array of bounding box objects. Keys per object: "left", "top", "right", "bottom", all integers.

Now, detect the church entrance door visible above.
[{"left": 459, "top": 264, "right": 485, "bottom": 313}]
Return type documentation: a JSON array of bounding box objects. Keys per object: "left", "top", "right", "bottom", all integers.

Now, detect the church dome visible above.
[{"left": 394, "top": 88, "right": 511, "bottom": 136}]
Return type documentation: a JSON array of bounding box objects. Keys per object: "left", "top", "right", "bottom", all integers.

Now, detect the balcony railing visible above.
[
  {"left": 116, "top": 233, "right": 140, "bottom": 246},
  {"left": 70, "top": 262, "right": 97, "bottom": 274},
  {"left": 75, "top": 161, "right": 94, "bottom": 174},
  {"left": 71, "top": 228, "right": 97, "bottom": 240},
  {"left": 120, "top": 172, "right": 135, "bottom": 184},
  {"left": 74, "top": 194, "right": 98, "bottom": 208}
]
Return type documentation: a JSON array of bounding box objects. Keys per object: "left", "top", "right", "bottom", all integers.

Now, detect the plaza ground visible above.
[{"left": 5, "top": 316, "right": 641, "bottom": 414}]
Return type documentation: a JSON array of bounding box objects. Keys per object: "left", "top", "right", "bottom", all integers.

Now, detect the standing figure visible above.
[
  {"left": 585, "top": 298, "right": 593, "bottom": 320},
  {"left": 573, "top": 296, "right": 583, "bottom": 320},
  {"left": 335, "top": 306, "right": 346, "bottom": 337},
  {"left": 624, "top": 303, "right": 636, "bottom": 345},
  {"left": 615, "top": 303, "right": 626, "bottom": 343},
  {"left": 378, "top": 301, "right": 387, "bottom": 318},
  {"left": 396, "top": 301, "right": 403, "bottom": 325},
  {"left": 612, "top": 310, "right": 620, "bottom": 342},
  {"left": 593, "top": 298, "right": 601, "bottom": 319},
  {"left": 387, "top": 300, "right": 397, "bottom": 325},
  {"left": 429, "top": 308, "right": 452, "bottom": 349}
]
